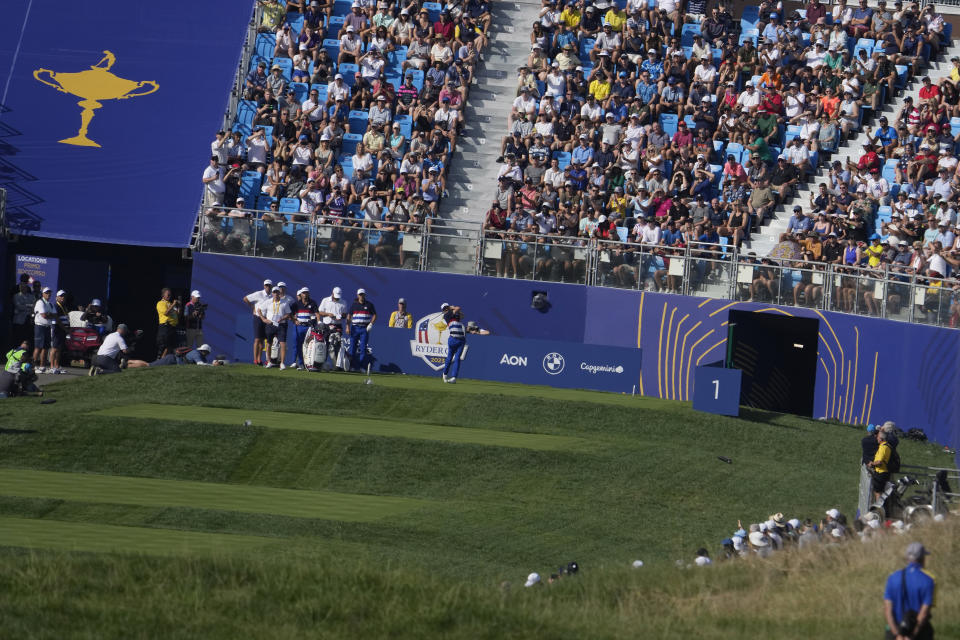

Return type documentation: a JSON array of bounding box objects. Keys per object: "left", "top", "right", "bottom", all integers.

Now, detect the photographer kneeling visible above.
[{"left": 92, "top": 325, "right": 142, "bottom": 374}]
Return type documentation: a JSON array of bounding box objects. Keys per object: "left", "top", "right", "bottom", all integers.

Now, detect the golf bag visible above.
[{"left": 302, "top": 323, "right": 350, "bottom": 371}]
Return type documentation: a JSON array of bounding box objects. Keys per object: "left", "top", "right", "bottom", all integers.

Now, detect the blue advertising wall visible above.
[
  {"left": 193, "top": 253, "right": 960, "bottom": 457},
  {"left": 0, "top": 1, "right": 251, "bottom": 246}
]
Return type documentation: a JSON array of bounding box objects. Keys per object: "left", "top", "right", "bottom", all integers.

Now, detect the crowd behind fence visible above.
[{"left": 198, "top": 204, "right": 960, "bottom": 328}]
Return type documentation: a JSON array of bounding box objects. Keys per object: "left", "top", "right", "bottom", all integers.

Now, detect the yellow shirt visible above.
[
  {"left": 560, "top": 7, "right": 581, "bottom": 28},
  {"left": 604, "top": 9, "right": 627, "bottom": 32},
  {"left": 157, "top": 300, "right": 179, "bottom": 327},
  {"left": 607, "top": 195, "right": 628, "bottom": 215},
  {"left": 389, "top": 311, "right": 413, "bottom": 328},
  {"left": 865, "top": 243, "right": 883, "bottom": 268},
  {"left": 260, "top": 2, "right": 285, "bottom": 30},
  {"left": 872, "top": 441, "right": 891, "bottom": 474},
  {"left": 950, "top": 67, "right": 960, "bottom": 83},
  {"left": 589, "top": 79, "right": 611, "bottom": 101}
]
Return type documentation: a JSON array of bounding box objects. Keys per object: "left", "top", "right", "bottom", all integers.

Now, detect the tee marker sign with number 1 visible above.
[{"left": 692, "top": 365, "right": 742, "bottom": 417}]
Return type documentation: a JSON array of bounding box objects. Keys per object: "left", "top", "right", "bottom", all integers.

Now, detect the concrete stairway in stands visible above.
[
  {"left": 441, "top": 0, "right": 541, "bottom": 224},
  {"left": 750, "top": 37, "right": 960, "bottom": 257},
  {"left": 428, "top": 0, "right": 542, "bottom": 274}
]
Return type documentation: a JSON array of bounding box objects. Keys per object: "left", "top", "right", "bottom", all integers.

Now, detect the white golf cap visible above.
[
  {"left": 332, "top": 286, "right": 342, "bottom": 298},
  {"left": 440, "top": 302, "right": 450, "bottom": 309},
  {"left": 524, "top": 572, "right": 541, "bottom": 587},
  {"left": 91, "top": 298, "right": 102, "bottom": 306},
  {"left": 42, "top": 287, "right": 52, "bottom": 293},
  {"left": 357, "top": 288, "right": 366, "bottom": 295},
  {"left": 277, "top": 281, "right": 287, "bottom": 287},
  {"left": 263, "top": 279, "right": 274, "bottom": 286},
  {"left": 56, "top": 289, "right": 66, "bottom": 296},
  {"left": 191, "top": 290, "right": 201, "bottom": 298},
  {"left": 198, "top": 344, "right": 212, "bottom": 352}
]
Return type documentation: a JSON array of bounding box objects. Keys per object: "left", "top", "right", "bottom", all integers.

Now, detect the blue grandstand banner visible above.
[{"left": 0, "top": 1, "right": 251, "bottom": 246}]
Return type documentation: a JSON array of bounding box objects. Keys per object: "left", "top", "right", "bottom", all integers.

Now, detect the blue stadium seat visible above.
[
  {"left": 342, "top": 132, "right": 363, "bottom": 155},
  {"left": 271, "top": 57, "right": 293, "bottom": 81},
  {"left": 311, "top": 83, "right": 328, "bottom": 104},
  {"left": 423, "top": 2, "right": 442, "bottom": 22},
  {"left": 659, "top": 113, "right": 678, "bottom": 137},
  {"left": 553, "top": 150, "right": 571, "bottom": 170},
  {"left": 882, "top": 159, "right": 897, "bottom": 184},
  {"left": 680, "top": 23, "right": 700, "bottom": 47},
  {"left": 338, "top": 154, "right": 354, "bottom": 179},
  {"left": 232, "top": 122, "right": 252, "bottom": 137},
  {"left": 328, "top": 15, "right": 345, "bottom": 30},
  {"left": 290, "top": 82, "right": 309, "bottom": 103},
  {"left": 236, "top": 100, "right": 257, "bottom": 127},
  {"left": 853, "top": 38, "right": 875, "bottom": 57},
  {"left": 279, "top": 197, "right": 300, "bottom": 213},
  {"left": 683, "top": 115, "right": 696, "bottom": 129},
  {"left": 394, "top": 114, "right": 412, "bottom": 139},
  {"left": 407, "top": 68, "right": 424, "bottom": 91},
  {"left": 579, "top": 38, "right": 596, "bottom": 61},
  {"left": 332, "top": 0, "right": 352, "bottom": 16},
  {"left": 785, "top": 125, "right": 802, "bottom": 141},
  {"left": 323, "top": 39, "right": 340, "bottom": 61},
  {"left": 895, "top": 65, "right": 908, "bottom": 89},
  {"left": 348, "top": 110, "right": 368, "bottom": 134},
  {"left": 339, "top": 63, "right": 359, "bottom": 87},
  {"left": 256, "top": 195, "right": 275, "bottom": 211},
  {"left": 286, "top": 12, "right": 304, "bottom": 36},
  {"left": 256, "top": 33, "right": 276, "bottom": 61}
]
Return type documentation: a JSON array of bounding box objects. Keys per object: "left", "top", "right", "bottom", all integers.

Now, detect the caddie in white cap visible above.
[
  {"left": 291, "top": 286, "right": 319, "bottom": 370},
  {"left": 346, "top": 287, "right": 376, "bottom": 369}
]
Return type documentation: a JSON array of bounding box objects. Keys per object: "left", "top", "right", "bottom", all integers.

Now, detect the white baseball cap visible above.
[
  {"left": 357, "top": 288, "right": 366, "bottom": 295},
  {"left": 56, "top": 289, "right": 66, "bottom": 297},
  {"left": 191, "top": 290, "right": 201, "bottom": 298},
  {"left": 198, "top": 344, "right": 212, "bottom": 352},
  {"left": 524, "top": 572, "right": 541, "bottom": 587},
  {"left": 332, "top": 286, "right": 342, "bottom": 298},
  {"left": 91, "top": 298, "right": 102, "bottom": 306},
  {"left": 277, "top": 281, "right": 287, "bottom": 288},
  {"left": 41, "top": 287, "right": 52, "bottom": 293},
  {"left": 263, "top": 279, "right": 274, "bottom": 286}
]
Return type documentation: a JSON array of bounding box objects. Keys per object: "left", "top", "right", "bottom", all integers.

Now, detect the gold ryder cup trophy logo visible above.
[{"left": 33, "top": 50, "right": 158, "bottom": 148}]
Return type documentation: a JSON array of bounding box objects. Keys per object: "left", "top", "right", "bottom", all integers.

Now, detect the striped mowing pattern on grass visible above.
[
  {"left": 0, "top": 516, "right": 277, "bottom": 555},
  {"left": 93, "top": 404, "right": 585, "bottom": 451},
  {"left": 0, "top": 469, "right": 426, "bottom": 522}
]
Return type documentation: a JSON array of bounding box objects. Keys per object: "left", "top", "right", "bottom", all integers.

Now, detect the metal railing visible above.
[{"left": 198, "top": 208, "right": 960, "bottom": 329}]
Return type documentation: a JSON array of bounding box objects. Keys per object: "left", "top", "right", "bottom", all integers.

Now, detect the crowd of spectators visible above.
[
  {"left": 201, "top": 0, "right": 492, "bottom": 262},
  {"left": 479, "top": 0, "right": 960, "bottom": 322}
]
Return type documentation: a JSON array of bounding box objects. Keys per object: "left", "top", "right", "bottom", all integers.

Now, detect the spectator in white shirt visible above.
[
  {"left": 32, "top": 287, "right": 56, "bottom": 372},
  {"left": 202, "top": 156, "right": 225, "bottom": 206}
]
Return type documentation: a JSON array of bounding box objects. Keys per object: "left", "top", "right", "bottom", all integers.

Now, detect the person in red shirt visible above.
[
  {"left": 918, "top": 76, "right": 940, "bottom": 102},
  {"left": 433, "top": 11, "right": 455, "bottom": 41},
  {"left": 761, "top": 86, "right": 784, "bottom": 117},
  {"left": 671, "top": 120, "right": 694, "bottom": 148},
  {"left": 805, "top": 0, "right": 827, "bottom": 26},
  {"left": 853, "top": 142, "right": 882, "bottom": 173},
  {"left": 723, "top": 154, "right": 749, "bottom": 184},
  {"left": 906, "top": 144, "right": 938, "bottom": 181}
]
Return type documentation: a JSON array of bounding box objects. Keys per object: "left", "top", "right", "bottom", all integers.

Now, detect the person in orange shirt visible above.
[
  {"left": 817, "top": 86, "right": 841, "bottom": 119},
  {"left": 759, "top": 65, "right": 782, "bottom": 91}
]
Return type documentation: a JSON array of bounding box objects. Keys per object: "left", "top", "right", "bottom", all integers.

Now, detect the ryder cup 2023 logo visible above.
[{"left": 410, "top": 312, "right": 451, "bottom": 371}]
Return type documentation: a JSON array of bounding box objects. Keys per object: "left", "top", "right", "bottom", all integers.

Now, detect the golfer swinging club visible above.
[{"left": 441, "top": 302, "right": 465, "bottom": 384}]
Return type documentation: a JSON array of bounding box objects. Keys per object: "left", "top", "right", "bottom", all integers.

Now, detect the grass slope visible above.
[
  {"left": 0, "top": 367, "right": 955, "bottom": 638},
  {"left": 95, "top": 403, "right": 587, "bottom": 450},
  {"left": 0, "top": 468, "right": 427, "bottom": 521}
]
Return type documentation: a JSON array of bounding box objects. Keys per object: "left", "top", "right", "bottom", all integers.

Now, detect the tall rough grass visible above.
[{"left": 1, "top": 518, "right": 956, "bottom": 639}]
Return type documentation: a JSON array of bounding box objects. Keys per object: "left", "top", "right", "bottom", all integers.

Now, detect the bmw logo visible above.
[{"left": 542, "top": 352, "right": 565, "bottom": 375}]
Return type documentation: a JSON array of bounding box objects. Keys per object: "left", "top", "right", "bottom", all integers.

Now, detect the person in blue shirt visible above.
[
  {"left": 346, "top": 288, "right": 377, "bottom": 370},
  {"left": 440, "top": 302, "right": 466, "bottom": 383},
  {"left": 867, "top": 116, "right": 898, "bottom": 155},
  {"left": 567, "top": 164, "right": 588, "bottom": 191},
  {"left": 572, "top": 137, "right": 595, "bottom": 165},
  {"left": 640, "top": 51, "right": 663, "bottom": 83},
  {"left": 884, "top": 542, "right": 935, "bottom": 640}
]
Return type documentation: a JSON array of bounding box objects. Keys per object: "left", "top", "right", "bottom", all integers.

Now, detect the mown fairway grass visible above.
[{"left": 0, "top": 366, "right": 955, "bottom": 638}]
